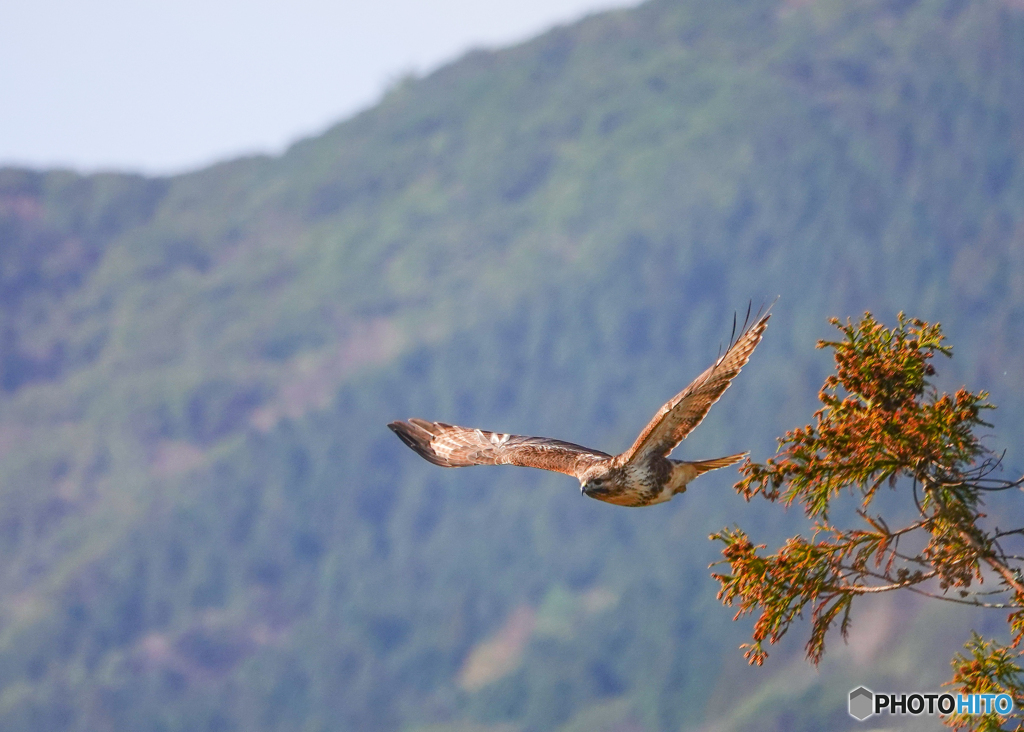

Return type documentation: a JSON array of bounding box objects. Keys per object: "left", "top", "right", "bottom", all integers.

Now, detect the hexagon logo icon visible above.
[{"left": 849, "top": 686, "right": 874, "bottom": 721}]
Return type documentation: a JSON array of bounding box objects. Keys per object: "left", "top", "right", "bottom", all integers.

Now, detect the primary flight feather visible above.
[{"left": 389, "top": 310, "right": 770, "bottom": 507}]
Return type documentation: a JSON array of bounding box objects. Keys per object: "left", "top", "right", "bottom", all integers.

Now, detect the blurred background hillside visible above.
[{"left": 1, "top": 0, "right": 1023, "bottom": 729}]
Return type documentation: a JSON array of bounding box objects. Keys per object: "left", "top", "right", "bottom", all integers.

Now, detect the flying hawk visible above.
[{"left": 389, "top": 310, "right": 770, "bottom": 507}]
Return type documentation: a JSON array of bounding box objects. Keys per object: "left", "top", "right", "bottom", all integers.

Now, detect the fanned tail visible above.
[{"left": 691, "top": 452, "right": 747, "bottom": 476}]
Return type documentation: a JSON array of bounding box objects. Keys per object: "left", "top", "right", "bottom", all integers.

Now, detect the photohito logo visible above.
[
  {"left": 849, "top": 687, "right": 873, "bottom": 721},
  {"left": 848, "top": 686, "right": 1014, "bottom": 721}
]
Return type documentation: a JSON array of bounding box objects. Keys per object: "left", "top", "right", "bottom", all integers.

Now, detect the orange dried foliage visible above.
[{"left": 710, "top": 313, "right": 1024, "bottom": 728}]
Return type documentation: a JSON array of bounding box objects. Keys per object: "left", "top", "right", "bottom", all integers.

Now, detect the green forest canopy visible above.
[{"left": 0, "top": 0, "right": 1022, "bottom": 729}]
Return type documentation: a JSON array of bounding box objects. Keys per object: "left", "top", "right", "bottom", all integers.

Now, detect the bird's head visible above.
[{"left": 580, "top": 472, "right": 610, "bottom": 498}]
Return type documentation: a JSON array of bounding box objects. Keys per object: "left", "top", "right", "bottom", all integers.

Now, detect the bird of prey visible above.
[{"left": 388, "top": 310, "right": 770, "bottom": 507}]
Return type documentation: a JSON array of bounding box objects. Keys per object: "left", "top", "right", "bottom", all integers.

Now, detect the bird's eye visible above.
[{"left": 592, "top": 478, "right": 602, "bottom": 486}]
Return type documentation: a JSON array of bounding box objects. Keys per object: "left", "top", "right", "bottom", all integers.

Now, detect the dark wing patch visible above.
[
  {"left": 620, "top": 310, "right": 771, "bottom": 463},
  {"left": 388, "top": 418, "right": 609, "bottom": 478}
]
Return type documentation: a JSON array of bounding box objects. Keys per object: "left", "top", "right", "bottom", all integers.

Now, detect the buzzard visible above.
[{"left": 389, "top": 310, "right": 770, "bottom": 507}]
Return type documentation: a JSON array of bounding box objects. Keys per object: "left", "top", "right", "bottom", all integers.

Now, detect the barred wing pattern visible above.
[
  {"left": 620, "top": 311, "right": 771, "bottom": 464},
  {"left": 388, "top": 418, "right": 611, "bottom": 478}
]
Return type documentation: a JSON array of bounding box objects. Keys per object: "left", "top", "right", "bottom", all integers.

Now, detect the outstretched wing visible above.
[
  {"left": 388, "top": 418, "right": 610, "bottom": 478},
  {"left": 619, "top": 310, "right": 771, "bottom": 464}
]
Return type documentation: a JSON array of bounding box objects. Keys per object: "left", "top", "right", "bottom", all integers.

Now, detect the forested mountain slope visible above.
[{"left": 1, "top": 0, "right": 1023, "bottom": 729}]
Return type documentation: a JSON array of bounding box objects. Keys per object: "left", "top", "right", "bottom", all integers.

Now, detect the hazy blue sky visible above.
[{"left": 2, "top": 0, "right": 637, "bottom": 175}]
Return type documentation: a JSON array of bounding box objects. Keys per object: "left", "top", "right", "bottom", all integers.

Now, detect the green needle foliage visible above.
[{"left": 712, "top": 313, "right": 1024, "bottom": 730}]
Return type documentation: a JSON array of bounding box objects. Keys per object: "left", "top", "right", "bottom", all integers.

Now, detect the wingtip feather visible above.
[{"left": 388, "top": 419, "right": 454, "bottom": 467}]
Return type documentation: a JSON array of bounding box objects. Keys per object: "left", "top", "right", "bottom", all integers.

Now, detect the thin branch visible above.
[
  {"left": 828, "top": 568, "right": 940, "bottom": 596},
  {"left": 973, "top": 482, "right": 1024, "bottom": 492},
  {"left": 831, "top": 579, "right": 927, "bottom": 594},
  {"left": 905, "top": 586, "right": 1013, "bottom": 608},
  {"left": 912, "top": 478, "right": 926, "bottom": 519},
  {"left": 836, "top": 565, "right": 937, "bottom": 588}
]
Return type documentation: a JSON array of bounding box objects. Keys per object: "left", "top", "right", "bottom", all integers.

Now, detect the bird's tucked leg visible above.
[{"left": 668, "top": 462, "right": 700, "bottom": 495}]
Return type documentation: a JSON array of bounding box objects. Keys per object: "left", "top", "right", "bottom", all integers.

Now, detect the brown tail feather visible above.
[{"left": 691, "top": 452, "right": 747, "bottom": 476}]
